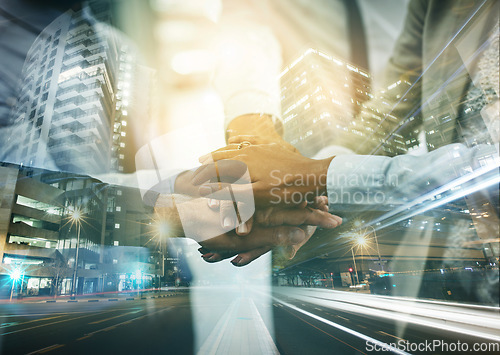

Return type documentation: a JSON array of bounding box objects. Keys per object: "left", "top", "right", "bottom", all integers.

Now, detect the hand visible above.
[
  {"left": 199, "top": 196, "right": 342, "bottom": 266},
  {"left": 153, "top": 194, "right": 339, "bottom": 244},
  {"left": 199, "top": 225, "right": 318, "bottom": 267},
  {"left": 209, "top": 197, "right": 340, "bottom": 235},
  {"left": 193, "top": 136, "right": 334, "bottom": 207}
]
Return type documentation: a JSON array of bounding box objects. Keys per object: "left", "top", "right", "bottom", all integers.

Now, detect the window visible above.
[
  {"left": 29, "top": 110, "right": 36, "bottom": 120},
  {"left": 36, "top": 117, "right": 43, "bottom": 127},
  {"left": 34, "top": 87, "right": 40, "bottom": 96},
  {"left": 45, "top": 70, "right": 53, "bottom": 79},
  {"left": 115, "top": 223, "right": 120, "bottom": 229},
  {"left": 116, "top": 190, "right": 122, "bottom": 196},
  {"left": 113, "top": 241, "right": 119, "bottom": 246},
  {"left": 49, "top": 59, "right": 55, "bottom": 68},
  {"left": 55, "top": 29, "right": 61, "bottom": 37},
  {"left": 52, "top": 39, "right": 59, "bottom": 47},
  {"left": 116, "top": 206, "right": 121, "bottom": 212},
  {"left": 50, "top": 49, "right": 57, "bottom": 58},
  {"left": 42, "top": 92, "right": 48, "bottom": 101}
]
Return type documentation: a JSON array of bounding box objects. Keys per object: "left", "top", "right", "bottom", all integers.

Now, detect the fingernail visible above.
[
  {"left": 236, "top": 223, "right": 248, "bottom": 234},
  {"left": 198, "top": 247, "right": 209, "bottom": 254},
  {"left": 199, "top": 185, "right": 212, "bottom": 195},
  {"left": 208, "top": 199, "right": 218, "bottom": 208},
  {"left": 231, "top": 256, "right": 242, "bottom": 265},
  {"left": 207, "top": 255, "right": 218, "bottom": 261},
  {"left": 290, "top": 229, "right": 305, "bottom": 244},
  {"left": 223, "top": 217, "right": 232, "bottom": 228},
  {"left": 202, "top": 253, "right": 214, "bottom": 259}
]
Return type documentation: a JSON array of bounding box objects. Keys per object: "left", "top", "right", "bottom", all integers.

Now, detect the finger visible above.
[
  {"left": 201, "top": 251, "right": 237, "bottom": 263},
  {"left": 256, "top": 207, "right": 342, "bottom": 228},
  {"left": 200, "top": 225, "right": 306, "bottom": 253},
  {"left": 198, "top": 183, "right": 255, "bottom": 201},
  {"left": 236, "top": 218, "right": 253, "bottom": 236},
  {"left": 227, "top": 135, "right": 268, "bottom": 145},
  {"left": 207, "top": 198, "right": 220, "bottom": 210},
  {"left": 198, "top": 149, "right": 242, "bottom": 164},
  {"left": 220, "top": 200, "right": 238, "bottom": 231},
  {"left": 198, "top": 247, "right": 211, "bottom": 254},
  {"left": 276, "top": 245, "right": 297, "bottom": 260},
  {"left": 236, "top": 201, "right": 253, "bottom": 235},
  {"left": 192, "top": 160, "right": 248, "bottom": 186},
  {"left": 312, "top": 196, "right": 329, "bottom": 211},
  {"left": 231, "top": 246, "right": 272, "bottom": 267},
  {"left": 199, "top": 144, "right": 242, "bottom": 163}
]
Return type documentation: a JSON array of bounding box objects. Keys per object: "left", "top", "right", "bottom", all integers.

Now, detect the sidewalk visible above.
[{"left": 2, "top": 288, "right": 188, "bottom": 304}]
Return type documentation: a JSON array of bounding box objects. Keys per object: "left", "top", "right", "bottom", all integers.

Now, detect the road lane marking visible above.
[
  {"left": 1, "top": 311, "right": 114, "bottom": 336},
  {"left": 27, "top": 344, "right": 65, "bottom": 354},
  {"left": 1, "top": 315, "right": 63, "bottom": 329},
  {"left": 377, "top": 330, "right": 405, "bottom": 342},
  {"left": 314, "top": 307, "right": 322, "bottom": 311},
  {"left": 78, "top": 306, "right": 172, "bottom": 341},
  {"left": 88, "top": 310, "right": 141, "bottom": 324},
  {"left": 274, "top": 297, "right": 411, "bottom": 355},
  {"left": 336, "top": 315, "right": 350, "bottom": 321},
  {"left": 76, "top": 335, "right": 92, "bottom": 341},
  {"left": 279, "top": 306, "right": 367, "bottom": 355}
]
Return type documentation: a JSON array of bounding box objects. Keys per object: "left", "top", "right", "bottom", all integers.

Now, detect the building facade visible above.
[
  {"left": 0, "top": 163, "right": 158, "bottom": 298},
  {"left": 5, "top": 5, "right": 130, "bottom": 175}
]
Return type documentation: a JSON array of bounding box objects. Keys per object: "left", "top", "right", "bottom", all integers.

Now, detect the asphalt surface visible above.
[{"left": 0, "top": 289, "right": 498, "bottom": 355}]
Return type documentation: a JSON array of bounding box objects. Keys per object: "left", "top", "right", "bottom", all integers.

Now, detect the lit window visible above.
[
  {"left": 116, "top": 206, "right": 121, "bottom": 212},
  {"left": 113, "top": 241, "right": 119, "bottom": 246},
  {"left": 115, "top": 223, "right": 120, "bottom": 229}
]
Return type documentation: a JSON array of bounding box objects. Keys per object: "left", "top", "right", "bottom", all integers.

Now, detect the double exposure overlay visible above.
[{"left": 0, "top": 1, "right": 498, "bottom": 354}]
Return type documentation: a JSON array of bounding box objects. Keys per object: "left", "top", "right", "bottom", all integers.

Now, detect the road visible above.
[{"left": 0, "top": 289, "right": 498, "bottom": 354}]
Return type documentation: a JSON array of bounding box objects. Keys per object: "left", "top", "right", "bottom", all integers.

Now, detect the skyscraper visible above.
[
  {"left": 280, "top": 48, "right": 415, "bottom": 157},
  {"left": 5, "top": 5, "right": 130, "bottom": 175}
]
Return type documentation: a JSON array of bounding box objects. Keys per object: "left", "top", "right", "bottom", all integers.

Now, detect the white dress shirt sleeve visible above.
[{"left": 326, "top": 143, "right": 499, "bottom": 212}]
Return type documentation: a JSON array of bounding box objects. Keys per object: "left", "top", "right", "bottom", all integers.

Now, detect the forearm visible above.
[
  {"left": 325, "top": 143, "right": 499, "bottom": 211},
  {"left": 226, "top": 113, "right": 283, "bottom": 140}
]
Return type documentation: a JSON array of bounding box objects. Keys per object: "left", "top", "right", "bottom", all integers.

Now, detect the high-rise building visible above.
[
  {"left": 5, "top": 5, "right": 130, "bottom": 174},
  {"left": 280, "top": 48, "right": 415, "bottom": 157}
]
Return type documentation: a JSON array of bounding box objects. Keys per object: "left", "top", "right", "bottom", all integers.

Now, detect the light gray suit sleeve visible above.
[{"left": 326, "top": 143, "right": 499, "bottom": 211}]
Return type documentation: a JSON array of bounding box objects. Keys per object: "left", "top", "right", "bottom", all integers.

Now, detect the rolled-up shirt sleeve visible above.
[{"left": 326, "top": 143, "right": 499, "bottom": 211}]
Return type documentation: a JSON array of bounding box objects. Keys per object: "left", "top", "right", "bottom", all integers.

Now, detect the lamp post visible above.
[
  {"left": 351, "top": 248, "right": 360, "bottom": 286},
  {"left": 350, "top": 234, "right": 367, "bottom": 287},
  {"left": 366, "top": 225, "right": 383, "bottom": 271},
  {"left": 70, "top": 209, "right": 82, "bottom": 300}
]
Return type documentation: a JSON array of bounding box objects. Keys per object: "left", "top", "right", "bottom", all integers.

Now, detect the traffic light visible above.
[{"left": 348, "top": 267, "right": 353, "bottom": 273}]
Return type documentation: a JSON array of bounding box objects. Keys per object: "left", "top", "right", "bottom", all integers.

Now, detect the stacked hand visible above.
[
  {"left": 198, "top": 197, "right": 341, "bottom": 266},
  {"left": 193, "top": 135, "right": 334, "bottom": 207},
  {"left": 165, "top": 134, "right": 340, "bottom": 266},
  {"left": 154, "top": 194, "right": 341, "bottom": 267}
]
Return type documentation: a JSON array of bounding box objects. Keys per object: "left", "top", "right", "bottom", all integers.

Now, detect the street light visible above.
[
  {"left": 69, "top": 208, "right": 83, "bottom": 300},
  {"left": 350, "top": 233, "right": 367, "bottom": 286},
  {"left": 10, "top": 268, "right": 22, "bottom": 302},
  {"left": 353, "top": 221, "right": 384, "bottom": 272}
]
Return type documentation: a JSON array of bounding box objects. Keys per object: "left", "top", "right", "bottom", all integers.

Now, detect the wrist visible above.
[
  {"left": 308, "top": 156, "right": 334, "bottom": 196},
  {"left": 226, "top": 113, "right": 282, "bottom": 141}
]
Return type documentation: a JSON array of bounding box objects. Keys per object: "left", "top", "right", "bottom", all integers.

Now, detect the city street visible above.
[{"left": 1, "top": 288, "right": 499, "bottom": 354}]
